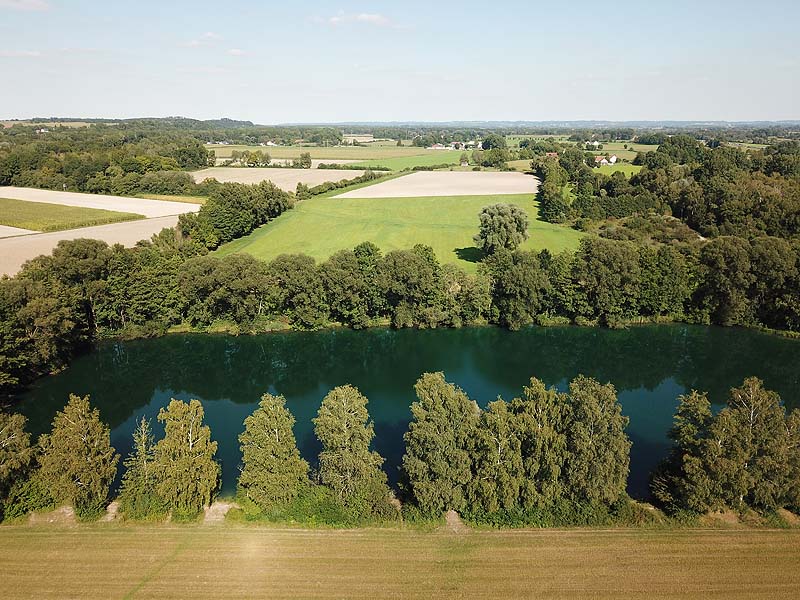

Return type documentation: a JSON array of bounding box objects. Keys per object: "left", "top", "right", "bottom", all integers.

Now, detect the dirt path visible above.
[
  {"left": 0, "top": 224, "right": 36, "bottom": 238},
  {"left": 444, "top": 509, "right": 469, "bottom": 533},
  {"left": 0, "top": 215, "right": 182, "bottom": 276},
  {"left": 203, "top": 501, "right": 239, "bottom": 524}
]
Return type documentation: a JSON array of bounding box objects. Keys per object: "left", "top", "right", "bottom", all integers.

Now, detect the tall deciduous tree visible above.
[
  {"left": 473, "top": 204, "right": 529, "bottom": 255},
  {"left": 402, "top": 372, "right": 479, "bottom": 514},
  {"left": 238, "top": 393, "right": 309, "bottom": 509},
  {"left": 313, "top": 385, "right": 390, "bottom": 514},
  {"left": 510, "top": 378, "right": 568, "bottom": 509},
  {"left": 0, "top": 412, "right": 33, "bottom": 497},
  {"left": 37, "top": 394, "right": 118, "bottom": 517},
  {"left": 117, "top": 417, "right": 162, "bottom": 519},
  {"left": 564, "top": 376, "right": 631, "bottom": 504},
  {"left": 153, "top": 399, "right": 219, "bottom": 516}
]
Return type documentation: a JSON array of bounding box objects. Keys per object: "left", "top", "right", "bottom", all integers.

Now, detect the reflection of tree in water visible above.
[{"left": 18, "top": 325, "right": 799, "bottom": 496}]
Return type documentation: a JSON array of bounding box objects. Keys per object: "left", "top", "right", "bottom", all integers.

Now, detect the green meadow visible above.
[{"left": 217, "top": 193, "right": 583, "bottom": 272}]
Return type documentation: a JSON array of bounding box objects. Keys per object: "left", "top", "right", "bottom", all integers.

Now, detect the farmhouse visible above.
[
  {"left": 594, "top": 156, "right": 609, "bottom": 166},
  {"left": 545, "top": 152, "right": 559, "bottom": 159}
]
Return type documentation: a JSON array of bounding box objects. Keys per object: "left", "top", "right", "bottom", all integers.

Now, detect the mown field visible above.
[
  {"left": 207, "top": 144, "right": 451, "bottom": 161},
  {"left": 217, "top": 193, "right": 583, "bottom": 271},
  {"left": 0, "top": 197, "right": 143, "bottom": 232},
  {"left": 1, "top": 526, "right": 798, "bottom": 599},
  {"left": 352, "top": 150, "right": 463, "bottom": 170}
]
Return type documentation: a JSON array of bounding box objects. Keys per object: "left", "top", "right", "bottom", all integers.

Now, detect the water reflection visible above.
[{"left": 19, "top": 325, "right": 800, "bottom": 497}]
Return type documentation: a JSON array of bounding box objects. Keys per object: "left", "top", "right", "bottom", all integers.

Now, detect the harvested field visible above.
[
  {"left": 0, "top": 197, "right": 142, "bottom": 232},
  {"left": 206, "top": 144, "right": 447, "bottom": 160},
  {"left": 0, "top": 186, "right": 198, "bottom": 218},
  {"left": 0, "top": 215, "right": 183, "bottom": 276},
  {"left": 335, "top": 171, "right": 539, "bottom": 198},
  {"left": 191, "top": 167, "right": 367, "bottom": 190},
  {"left": 0, "top": 525, "right": 798, "bottom": 599},
  {"left": 0, "top": 224, "right": 36, "bottom": 238}
]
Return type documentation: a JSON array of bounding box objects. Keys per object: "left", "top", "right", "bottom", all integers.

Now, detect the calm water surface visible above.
[{"left": 18, "top": 325, "right": 800, "bottom": 498}]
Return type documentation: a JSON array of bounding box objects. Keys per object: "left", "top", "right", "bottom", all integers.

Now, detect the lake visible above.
[{"left": 17, "top": 325, "right": 800, "bottom": 498}]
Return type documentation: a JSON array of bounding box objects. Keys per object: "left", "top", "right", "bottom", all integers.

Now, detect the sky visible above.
[{"left": 0, "top": 0, "right": 798, "bottom": 123}]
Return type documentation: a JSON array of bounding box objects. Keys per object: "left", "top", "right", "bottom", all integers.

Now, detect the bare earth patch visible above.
[
  {"left": 28, "top": 506, "right": 77, "bottom": 527},
  {"left": 444, "top": 510, "right": 469, "bottom": 534},
  {"left": 101, "top": 501, "right": 120, "bottom": 523},
  {"left": 191, "top": 167, "right": 366, "bottom": 191},
  {"left": 0, "top": 215, "right": 183, "bottom": 276},
  {"left": 203, "top": 501, "right": 240, "bottom": 524},
  {"left": 778, "top": 508, "right": 800, "bottom": 526},
  {"left": 334, "top": 171, "right": 539, "bottom": 198},
  {"left": 0, "top": 224, "right": 36, "bottom": 238},
  {"left": 703, "top": 509, "right": 741, "bottom": 527}
]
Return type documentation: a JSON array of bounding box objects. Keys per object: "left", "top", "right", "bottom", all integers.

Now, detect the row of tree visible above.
[
  {"left": 3, "top": 228, "right": 799, "bottom": 402},
  {"left": 3, "top": 374, "right": 795, "bottom": 524}
]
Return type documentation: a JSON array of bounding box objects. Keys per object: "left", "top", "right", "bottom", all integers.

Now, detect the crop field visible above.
[
  {"left": 352, "top": 150, "right": 463, "bottom": 170},
  {"left": 206, "top": 144, "right": 451, "bottom": 161},
  {"left": 217, "top": 192, "right": 583, "bottom": 271},
  {"left": 0, "top": 197, "right": 142, "bottom": 232},
  {"left": 0, "top": 526, "right": 798, "bottom": 599},
  {"left": 595, "top": 164, "right": 644, "bottom": 177},
  {"left": 136, "top": 193, "right": 206, "bottom": 204},
  {"left": 191, "top": 167, "right": 368, "bottom": 190},
  {"left": 336, "top": 171, "right": 538, "bottom": 198}
]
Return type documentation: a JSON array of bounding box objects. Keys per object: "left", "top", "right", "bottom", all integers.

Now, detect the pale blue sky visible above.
[{"left": 1, "top": 0, "right": 798, "bottom": 122}]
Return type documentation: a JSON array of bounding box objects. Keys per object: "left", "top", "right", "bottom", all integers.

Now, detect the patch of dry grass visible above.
[{"left": 0, "top": 525, "right": 798, "bottom": 599}]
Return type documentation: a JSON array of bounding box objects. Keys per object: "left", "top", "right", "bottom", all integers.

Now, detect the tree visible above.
[
  {"left": 0, "top": 412, "right": 33, "bottom": 497},
  {"left": 153, "top": 399, "right": 219, "bottom": 517},
  {"left": 117, "top": 417, "right": 163, "bottom": 519},
  {"left": 468, "top": 399, "right": 523, "bottom": 513},
  {"left": 703, "top": 378, "right": 790, "bottom": 510},
  {"left": 294, "top": 152, "right": 312, "bottom": 169},
  {"left": 401, "top": 372, "right": 479, "bottom": 514},
  {"left": 473, "top": 204, "right": 529, "bottom": 255},
  {"left": 481, "top": 133, "right": 507, "bottom": 150},
  {"left": 650, "top": 391, "right": 716, "bottom": 513},
  {"left": 480, "top": 249, "right": 550, "bottom": 330},
  {"left": 238, "top": 393, "right": 309, "bottom": 510},
  {"left": 564, "top": 376, "right": 631, "bottom": 504},
  {"left": 313, "top": 385, "right": 392, "bottom": 515},
  {"left": 510, "top": 378, "right": 569, "bottom": 509},
  {"left": 37, "top": 394, "right": 118, "bottom": 517}
]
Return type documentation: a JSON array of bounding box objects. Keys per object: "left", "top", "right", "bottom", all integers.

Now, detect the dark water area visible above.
[{"left": 17, "top": 325, "right": 800, "bottom": 499}]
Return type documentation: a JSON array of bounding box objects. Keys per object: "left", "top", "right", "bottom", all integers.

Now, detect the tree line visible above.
[{"left": 2, "top": 374, "right": 797, "bottom": 525}]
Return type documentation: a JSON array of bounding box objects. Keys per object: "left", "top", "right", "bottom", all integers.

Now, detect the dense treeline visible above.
[
  {"left": 2, "top": 374, "right": 796, "bottom": 525},
  {"left": 536, "top": 138, "right": 800, "bottom": 240},
  {"left": 3, "top": 229, "right": 799, "bottom": 402}
]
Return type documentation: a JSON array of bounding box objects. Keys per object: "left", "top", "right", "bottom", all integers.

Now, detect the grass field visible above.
[
  {"left": 352, "top": 150, "right": 463, "bottom": 170},
  {"left": 595, "top": 163, "right": 644, "bottom": 177},
  {"left": 136, "top": 193, "right": 206, "bottom": 204},
  {"left": 206, "top": 144, "right": 451, "bottom": 161},
  {"left": 0, "top": 197, "right": 143, "bottom": 232},
  {"left": 217, "top": 193, "right": 583, "bottom": 271},
  {"left": 1, "top": 525, "right": 798, "bottom": 599}
]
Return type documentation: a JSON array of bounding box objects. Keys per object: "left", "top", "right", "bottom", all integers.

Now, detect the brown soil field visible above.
[
  {"left": 335, "top": 171, "right": 539, "bottom": 198},
  {"left": 191, "top": 167, "right": 367, "bottom": 190},
  {"left": 0, "top": 215, "right": 183, "bottom": 276},
  {"left": 0, "top": 526, "right": 798, "bottom": 599}
]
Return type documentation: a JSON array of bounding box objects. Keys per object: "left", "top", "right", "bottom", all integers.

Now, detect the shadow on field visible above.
[{"left": 455, "top": 247, "right": 484, "bottom": 263}]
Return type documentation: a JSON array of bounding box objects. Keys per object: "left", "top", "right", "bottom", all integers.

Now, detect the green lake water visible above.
[{"left": 17, "top": 325, "right": 800, "bottom": 499}]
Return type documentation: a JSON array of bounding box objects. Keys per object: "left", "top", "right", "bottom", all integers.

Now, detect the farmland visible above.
[
  {"left": 0, "top": 525, "right": 798, "bottom": 599},
  {"left": 0, "top": 197, "right": 142, "bottom": 232},
  {"left": 351, "top": 150, "right": 463, "bottom": 170},
  {"left": 206, "top": 144, "right": 452, "bottom": 161},
  {"left": 191, "top": 167, "right": 368, "bottom": 190},
  {"left": 217, "top": 191, "right": 583, "bottom": 272}
]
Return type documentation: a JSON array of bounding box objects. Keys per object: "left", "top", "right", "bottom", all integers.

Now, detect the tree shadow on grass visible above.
[{"left": 454, "top": 247, "right": 485, "bottom": 264}]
